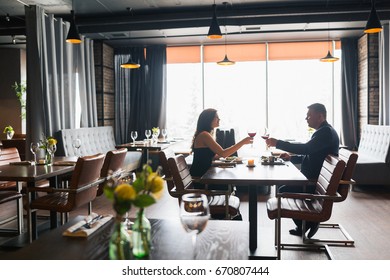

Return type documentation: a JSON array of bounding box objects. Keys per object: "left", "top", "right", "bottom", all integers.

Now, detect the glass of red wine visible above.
[
  {"left": 247, "top": 129, "right": 257, "bottom": 148},
  {"left": 262, "top": 127, "right": 270, "bottom": 150}
]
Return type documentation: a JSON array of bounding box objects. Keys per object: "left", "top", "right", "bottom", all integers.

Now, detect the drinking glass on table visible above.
[
  {"left": 131, "top": 131, "right": 138, "bottom": 146},
  {"left": 161, "top": 128, "right": 168, "bottom": 142},
  {"left": 262, "top": 127, "right": 270, "bottom": 150},
  {"left": 72, "top": 138, "right": 81, "bottom": 157},
  {"left": 145, "top": 129, "right": 151, "bottom": 141},
  {"left": 30, "top": 142, "right": 39, "bottom": 164},
  {"left": 247, "top": 129, "right": 257, "bottom": 148},
  {"left": 180, "top": 193, "right": 210, "bottom": 259}
]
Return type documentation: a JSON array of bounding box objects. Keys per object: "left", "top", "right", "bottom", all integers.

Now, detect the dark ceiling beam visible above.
[{"left": 72, "top": 2, "right": 390, "bottom": 33}]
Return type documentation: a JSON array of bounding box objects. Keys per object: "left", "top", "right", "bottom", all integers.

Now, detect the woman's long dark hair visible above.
[{"left": 191, "top": 108, "right": 217, "bottom": 150}]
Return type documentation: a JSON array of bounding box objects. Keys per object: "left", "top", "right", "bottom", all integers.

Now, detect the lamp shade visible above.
[
  {"left": 320, "top": 50, "right": 339, "bottom": 62},
  {"left": 66, "top": 11, "right": 81, "bottom": 44},
  {"left": 364, "top": 5, "right": 382, "bottom": 33},
  {"left": 217, "top": 54, "right": 235, "bottom": 66},
  {"left": 207, "top": 4, "right": 222, "bottom": 39},
  {"left": 120, "top": 57, "right": 140, "bottom": 69}
]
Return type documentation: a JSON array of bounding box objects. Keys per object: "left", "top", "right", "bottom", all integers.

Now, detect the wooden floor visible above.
[{"left": 1, "top": 183, "right": 390, "bottom": 260}]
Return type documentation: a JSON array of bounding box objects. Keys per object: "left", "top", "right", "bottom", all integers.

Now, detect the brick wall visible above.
[
  {"left": 94, "top": 41, "right": 115, "bottom": 127},
  {"left": 358, "top": 33, "right": 380, "bottom": 135}
]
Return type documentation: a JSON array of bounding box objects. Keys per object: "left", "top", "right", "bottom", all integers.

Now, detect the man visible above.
[{"left": 266, "top": 103, "right": 339, "bottom": 238}]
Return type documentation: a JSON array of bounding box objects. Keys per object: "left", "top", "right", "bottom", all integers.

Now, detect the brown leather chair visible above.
[
  {"left": 0, "top": 191, "right": 23, "bottom": 235},
  {"left": 267, "top": 155, "right": 346, "bottom": 259},
  {"left": 0, "top": 148, "right": 24, "bottom": 234},
  {"left": 306, "top": 148, "right": 358, "bottom": 246},
  {"left": 158, "top": 149, "right": 177, "bottom": 198},
  {"left": 0, "top": 148, "right": 21, "bottom": 191},
  {"left": 164, "top": 152, "right": 241, "bottom": 219},
  {"left": 97, "top": 148, "right": 128, "bottom": 196},
  {"left": 2, "top": 139, "right": 26, "bottom": 161},
  {"left": 29, "top": 153, "right": 105, "bottom": 233}
]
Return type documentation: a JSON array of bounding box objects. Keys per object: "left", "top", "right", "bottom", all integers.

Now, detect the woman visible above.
[{"left": 189, "top": 108, "right": 253, "bottom": 179}]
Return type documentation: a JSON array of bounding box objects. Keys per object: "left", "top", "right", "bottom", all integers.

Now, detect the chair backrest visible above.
[
  {"left": 158, "top": 149, "right": 177, "bottom": 195},
  {"left": 314, "top": 155, "right": 346, "bottom": 221},
  {"left": 167, "top": 154, "right": 194, "bottom": 194},
  {"left": 1, "top": 140, "right": 26, "bottom": 161},
  {"left": 358, "top": 124, "right": 390, "bottom": 163},
  {"left": 216, "top": 128, "right": 237, "bottom": 156},
  {"left": 68, "top": 153, "right": 105, "bottom": 209},
  {"left": 97, "top": 148, "right": 128, "bottom": 196},
  {"left": 0, "top": 147, "right": 21, "bottom": 166},
  {"left": 337, "top": 148, "right": 359, "bottom": 201}
]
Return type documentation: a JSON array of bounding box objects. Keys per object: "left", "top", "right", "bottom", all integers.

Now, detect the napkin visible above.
[
  {"left": 53, "top": 161, "right": 77, "bottom": 166},
  {"left": 63, "top": 214, "right": 113, "bottom": 237},
  {"left": 9, "top": 161, "right": 34, "bottom": 166}
]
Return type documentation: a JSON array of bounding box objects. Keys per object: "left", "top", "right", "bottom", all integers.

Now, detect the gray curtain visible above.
[
  {"left": 25, "top": 5, "right": 97, "bottom": 157},
  {"left": 379, "top": 23, "right": 390, "bottom": 125},
  {"left": 340, "top": 37, "right": 359, "bottom": 150},
  {"left": 114, "top": 46, "right": 167, "bottom": 144},
  {"left": 79, "top": 38, "right": 98, "bottom": 127}
]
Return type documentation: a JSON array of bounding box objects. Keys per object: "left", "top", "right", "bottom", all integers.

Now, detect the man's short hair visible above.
[{"left": 308, "top": 103, "right": 327, "bottom": 119}]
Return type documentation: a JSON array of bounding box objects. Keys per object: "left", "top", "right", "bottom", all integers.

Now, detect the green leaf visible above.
[{"left": 133, "top": 194, "right": 156, "bottom": 208}]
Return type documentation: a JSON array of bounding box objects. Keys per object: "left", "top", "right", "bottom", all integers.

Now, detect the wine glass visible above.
[
  {"left": 262, "top": 127, "right": 270, "bottom": 151},
  {"left": 161, "top": 128, "right": 168, "bottom": 142},
  {"left": 145, "top": 129, "right": 151, "bottom": 140},
  {"left": 131, "top": 131, "right": 138, "bottom": 146},
  {"left": 30, "top": 142, "right": 39, "bottom": 164},
  {"left": 180, "top": 193, "right": 210, "bottom": 259},
  {"left": 72, "top": 138, "right": 81, "bottom": 157},
  {"left": 247, "top": 128, "right": 257, "bottom": 148}
]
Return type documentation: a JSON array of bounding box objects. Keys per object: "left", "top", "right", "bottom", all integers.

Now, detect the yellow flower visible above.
[
  {"left": 147, "top": 172, "right": 164, "bottom": 193},
  {"left": 47, "top": 138, "right": 57, "bottom": 145},
  {"left": 115, "top": 183, "right": 136, "bottom": 200}
]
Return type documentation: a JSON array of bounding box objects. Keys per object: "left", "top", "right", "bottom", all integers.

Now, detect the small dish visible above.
[{"left": 246, "top": 164, "right": 256, "bottom": 168}]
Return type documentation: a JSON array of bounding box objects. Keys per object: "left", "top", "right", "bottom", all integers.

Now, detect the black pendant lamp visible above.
[
  {"left": 217, "top": 27, "right": 235, "bottom": 66},
  {"left": 120, "top": 56, "right": 140, "bottom": 69},
  {"left": 364, "top": 0, "right": 382, "bottom": 33},
  {"left": 207, "top": 2, "right": 222, "bottom": 39},
  {"left": 320, "top": 1, "right": 339, "bottom": 62},
  {"left": 66, "top": 10, "right": 81, "bottom": 44}
]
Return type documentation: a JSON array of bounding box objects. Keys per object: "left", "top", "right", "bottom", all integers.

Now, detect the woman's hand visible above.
[{"left": 243, "top": 136, "right": 254, "bottom": 145}]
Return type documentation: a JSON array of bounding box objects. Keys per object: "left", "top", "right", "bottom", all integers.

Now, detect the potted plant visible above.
[{"left": 3, "top": 125, "right": 14, "bottom": 139}]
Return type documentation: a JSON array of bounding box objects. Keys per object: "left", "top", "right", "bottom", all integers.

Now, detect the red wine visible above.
[
  {"left": 261, "top": 135, "right": 269, "bottom": 140},
  {"left": 248, "top": 132, "right": 256, "bottom": 137}
]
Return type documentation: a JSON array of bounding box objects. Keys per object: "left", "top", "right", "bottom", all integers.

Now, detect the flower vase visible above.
[
  {"left": 132, "top": 208, "right": 151, "bottom": 258},
  {"left": 6, "top": 131, "right": 14, "bottom": 140},
  {"left": 152, "top": 134, "right": 158, "bottom": 145},
  {"left": 109, "top": 215, "right": 132, "bottom": 260},
  {"left": 45, "top": 151, "right": 53, "bottom": 166}
]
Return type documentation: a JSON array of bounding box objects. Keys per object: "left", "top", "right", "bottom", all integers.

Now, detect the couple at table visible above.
[{"left": 190, "top": 103, "right": 339, "bottom": 239}]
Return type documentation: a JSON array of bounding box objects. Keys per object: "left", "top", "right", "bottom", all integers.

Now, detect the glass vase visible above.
[
  {"left": 109, "top": 215, "right": 132, "bottom": 260},
  {"left": 132, "top": 208, "right": 151, "bottom": 258},
  {"left": 45, "top": 151, "right": 53, "bottom": 166}
]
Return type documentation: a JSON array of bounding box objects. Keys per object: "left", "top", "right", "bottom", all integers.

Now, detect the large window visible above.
[{"left": 167, "top": 42, "right": 341, "bottom": 153}]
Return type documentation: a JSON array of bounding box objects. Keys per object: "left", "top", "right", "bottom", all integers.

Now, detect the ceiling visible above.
[{"left": 0, "top": 0, "right": 390, "bottom": 48}]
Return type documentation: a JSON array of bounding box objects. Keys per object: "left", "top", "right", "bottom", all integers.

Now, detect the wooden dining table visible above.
[
  {"left": 0, "top": 157, "right": 77, "bottom": 243},
  {"left": 200, "top": 159, "right": 308, "bottom": 258},
  {"left": 0, "top": 216, "right": 249, "bottom": 260}
]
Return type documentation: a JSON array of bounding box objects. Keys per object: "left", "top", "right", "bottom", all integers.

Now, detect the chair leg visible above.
[
  {"left": 304, "top": 223, "right": 354, "bottom": 246},
  {"left": 277, "top": 217, "right": 281, "bottom": 260}
]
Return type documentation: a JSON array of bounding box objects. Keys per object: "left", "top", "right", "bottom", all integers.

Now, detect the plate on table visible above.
[
  {"left": 219, "top": 156, "right": 243, "bottom": 164},
  {"left": 261, "top": 159, "right": 285, "bottom": 165},
  {"left": 246, "top": 164, "right": 256, "bottom": 168}
]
